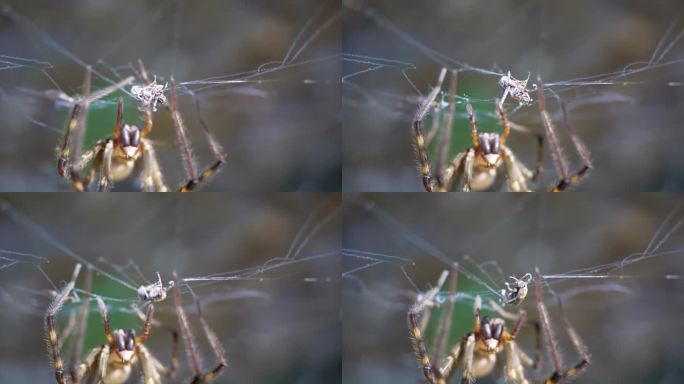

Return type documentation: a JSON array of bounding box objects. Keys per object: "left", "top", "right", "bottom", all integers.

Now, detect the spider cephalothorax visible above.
[
  {"left": 475, "top": 132, "right": 502, "bottom": 168},
  {"left": 477, "top": 316, "right": 505, "bottom": 353},
  {"left": 118, "top": 124, "right": 142, "bottom": 160},
  {"left": 111, "top": 329, "right": 137, "bottom": 363}
]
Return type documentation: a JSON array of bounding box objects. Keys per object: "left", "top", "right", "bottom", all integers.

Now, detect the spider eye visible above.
[
  {"left": 482, "top": 321, "right": 492, "bottom": 339},
  {"left": 490, "top": 135, "right": 500, "bottom": 154},
  {"left": 115, "top": 330, "right": 126, "bottom": 351},
  {"left": 493, "top": 323, "right": 503, "bottom": 340},
  {"left": 479, "top": 134, "right": 491, "bottom": 154},
  {"left": 121, "top": 125, "right": 140, "bottom": 148},
  {"left": 121, "top": 126, "right": 130, "bottom": 147},
  {"left": 126, "top": 330, "right": 136, "bottom": 350},
  {"left": 131, "top": 128, "right": 140, "bottom": 147}
]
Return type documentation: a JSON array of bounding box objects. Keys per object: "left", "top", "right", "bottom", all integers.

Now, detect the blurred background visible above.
[
  {"left": 343, "top": 0, "right": 684, "bottom": 191},
  {"left": 0, "top": 0, "right": 340, "bottom": 191},
  {"left": 0, "top": 194, "right": 341, "bottom": 383},
  {"left": 343, "top": 194, "right": 684, "bottom": 383}
]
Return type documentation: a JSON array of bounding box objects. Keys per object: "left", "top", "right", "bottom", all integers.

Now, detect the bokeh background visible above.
[
  {"left": 343, "top": 0, "right": 684, "bottom": 191},
  {"left": 0, "top": 194, "right": 341, "bottom": 383},
  {"left": 343, "top": 194, "right": 684, "bottom": 383},
  {"left": 0, "top": 0, "right": 340, "bottom": 191}
]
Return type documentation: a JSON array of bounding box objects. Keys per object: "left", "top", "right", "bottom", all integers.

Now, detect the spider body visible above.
[{"left": 498, "top": 71, "right": 536, "bottom": 106}]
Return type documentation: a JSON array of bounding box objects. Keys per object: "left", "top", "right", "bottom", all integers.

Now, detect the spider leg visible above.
[
  {"left": 496, "top": 101, "right": 543, "bottom": 181},
  {"left": 413, "top": 68, "right": 447, "bottom": 192},
  {"left": 73, "top": 345, "right": 104, "bottom": 382},
  {"left": 136, "top": 303, "right": 155, "bottom": 345},
  {"left": 70, "top": 140, "right": 108, "bottom": 191},
  {"left": 408, "top": 308, "right": 438, "bottom": 384},
  {"left": 57, "top": 67, "right": 91, "bottom": 187},
  {"left": 95, "top": 297, "right": 113, "bottom": 344},
  {"left": 535, "top": 268, "right": 590, "bottom": 383},
  {"left": 140, "top": 102, "right": 154, "bottom": 138},
  {"left": 435, "top": 70, "right": 458, "bottom": 191},
  {"left": 141, "top": 139, "right": 169, "bottom": 192},
  {"left": 425, "top": 103, "right": 442, "bottom": 148},
  {"left": 460, "top": 333, "right": 476, "bottom": 384},
  {"left": 68, "top": 266, "right": 93, "bottom": 380},
  {"left": 97, "top": 344, "right": 111, "bottom": 382},
  {"left": 457, "top": 297, "right": 481, "bottom": 383},
  {"left": 97, "top": 141, "right": 114, "bottom": 192},
  {"left": 439, "top": 336, "right": 467, "bottom": 382},
  {"left": 462, "top": 149, "right": 475, "bottom": 192},
  {"left": 536, "top": 78, "right": 591, "bottom": 192},
  {"left": 45, "top": 264, "right": 81, "bottom": 384},
  {"left": 443, "top": 151, "right": 467, "bottom": 192},
  {"left": 57, "top": 310, "right": 77, "bottom": 352},
  {"left": 167, "top": 79, "right": 226, "bottom": 192},
  {"left": 507, "top": 120, "right": 543, "bottom": 181},
  {"left": 191, "top": 291, "right": 227, "bottom": 382},
  {"left": 138, "top": 344, "right": 162, "bottom": 384},
  {"left": 501, "top": 146, "right": 531, "bottom": 192},
  {"left": 173, "top": 273, "right": 226, "bottom": 384},
  {"left": 132, "top": 305, "right": 179, "bottom": 377},
  {"left": 433, "top": 264, "right": 459, "bottom": 367},
  {"left": 465, "top": 104, "right": 480, "bottom": 149},
  {"left": 504, "top": 341, "right": 530, "bottom": 384}
]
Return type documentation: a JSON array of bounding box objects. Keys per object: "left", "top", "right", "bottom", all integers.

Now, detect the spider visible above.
[
  {"left": 45, "top": 264, "right": 227, "bottom": 383},
  {"left": 408, "top": 267, "right": 590, "bottom": 384},
  {"left": 412, "top": 68, "right": 592, "bottom": 192},
  {"left": 56, "top": 61, "right": 226, "bottom": 192}
]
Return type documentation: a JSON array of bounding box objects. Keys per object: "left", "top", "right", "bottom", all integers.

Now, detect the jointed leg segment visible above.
[
  {"left": 535, "top": 268, "right": 590, "bottom": 383},
  {"left": 173, "top": 273, "right": 227, "bottom": 383}
]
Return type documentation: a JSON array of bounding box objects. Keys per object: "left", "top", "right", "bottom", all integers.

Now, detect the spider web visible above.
[
  {"left": 0, "top": 0, "right": 340, "bottom": 191},
  {"left": 342, "top": 194, "right": 684, "bottom": 383},
  {"left": 342, "top": 0, "right": 684, "bottom": 191},
  {"left": 0, "top": 196, "right": 341, "bottom": 383}
]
